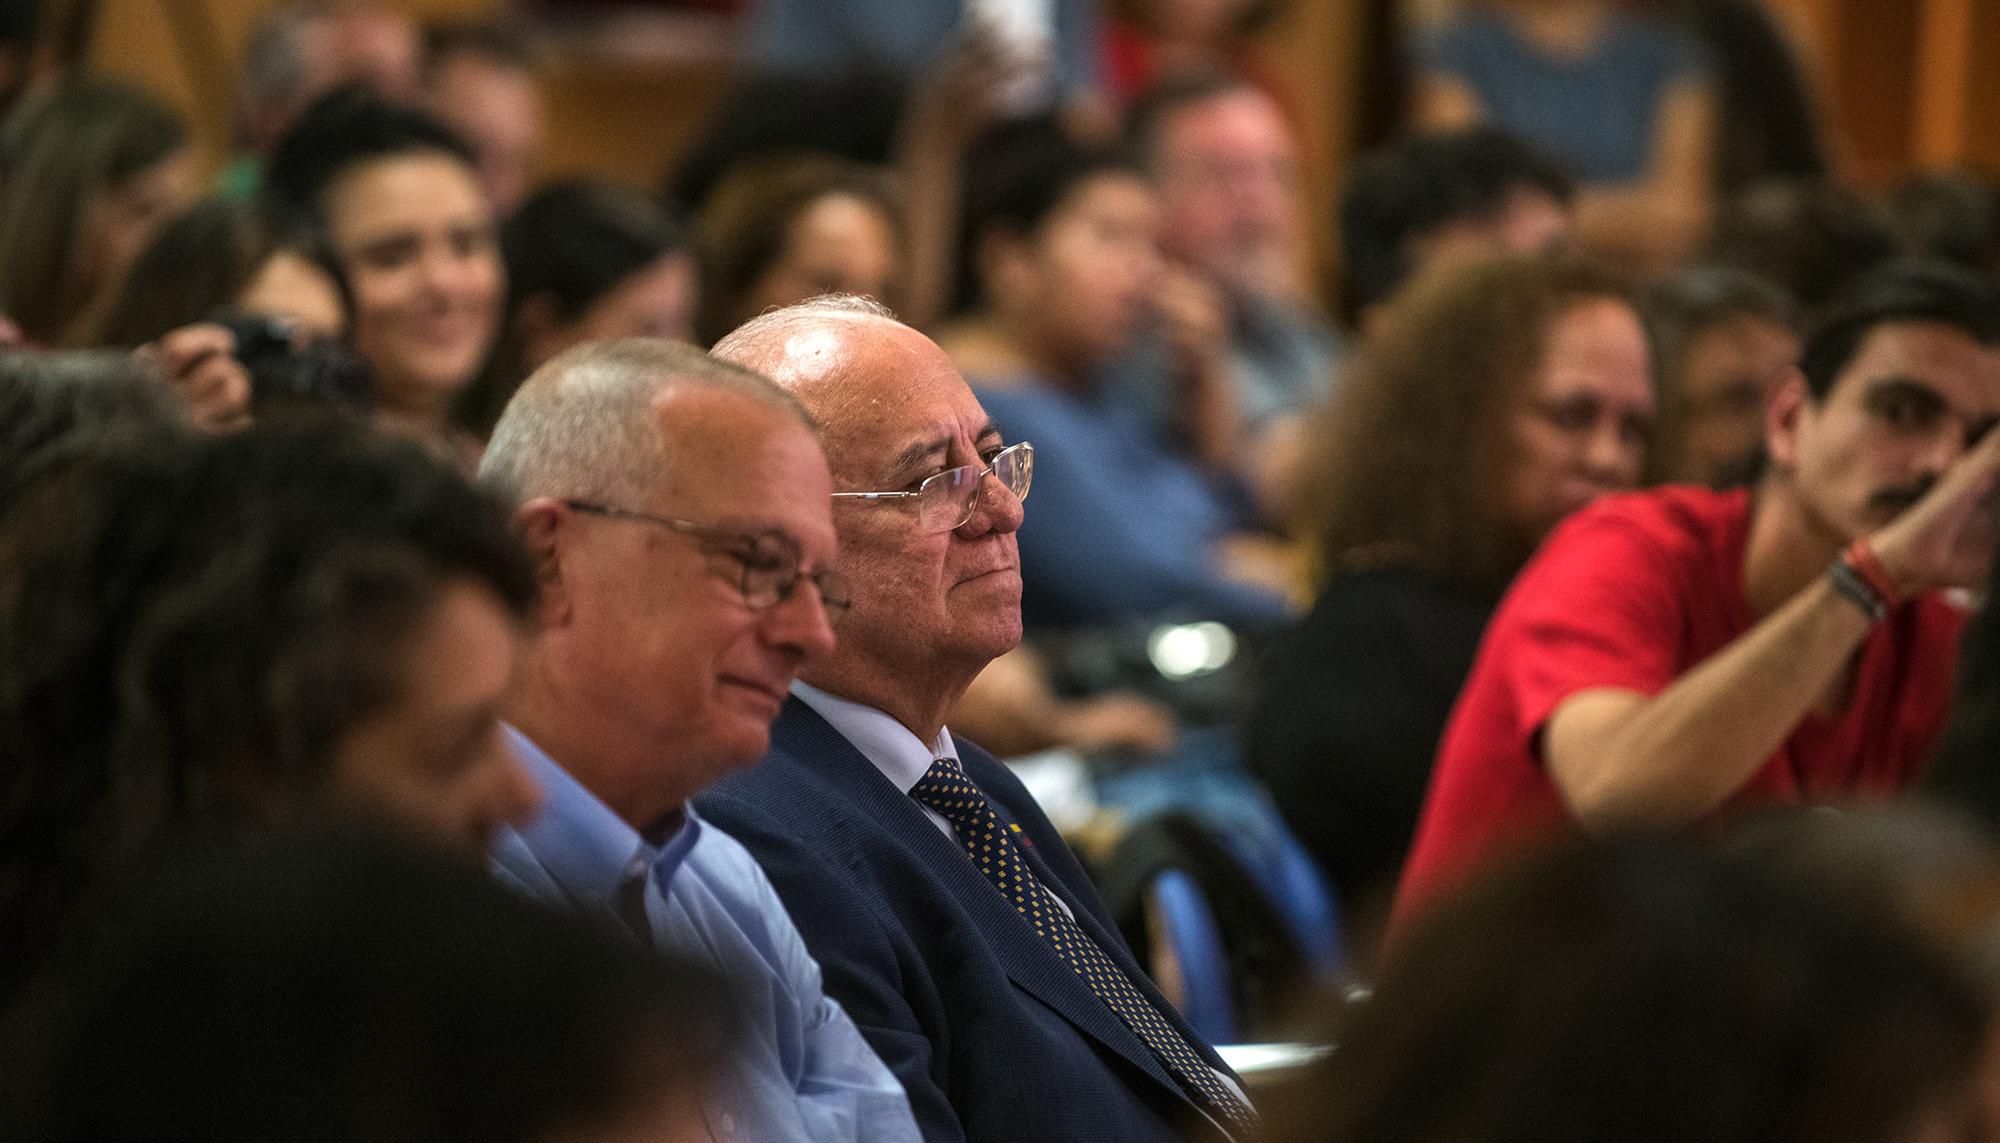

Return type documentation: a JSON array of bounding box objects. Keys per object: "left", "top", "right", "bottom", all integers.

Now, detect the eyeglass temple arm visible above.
[{"left": 829, "top": 490, "right": 921, "bottom": 502}]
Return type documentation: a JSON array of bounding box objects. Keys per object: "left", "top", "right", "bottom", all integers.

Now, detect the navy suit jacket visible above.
[{"left": 698, "top": 698, "right": 1234, "bottom": 1142}]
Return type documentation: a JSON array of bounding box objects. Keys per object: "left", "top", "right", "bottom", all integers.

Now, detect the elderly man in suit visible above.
[{"left": 697, "top": 296, "right": 1254, "bottom": 1141}]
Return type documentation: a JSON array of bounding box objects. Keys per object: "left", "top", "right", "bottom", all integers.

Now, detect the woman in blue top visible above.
[{"left": 1412, "top": 0, "right": 1717, "bottom": 275}]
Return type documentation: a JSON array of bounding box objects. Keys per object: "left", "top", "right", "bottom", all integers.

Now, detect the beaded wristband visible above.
[
  {"left": 1841, "top": 538, "right": 1906, "bottom": 609},
  {"left": 1828, "top": 559, "right": 1887, "bottom": 622}
]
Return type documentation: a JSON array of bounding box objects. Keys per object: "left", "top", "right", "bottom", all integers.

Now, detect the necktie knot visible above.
[{"left": 909, "top": 757, "right": 989, "bottom": 828}]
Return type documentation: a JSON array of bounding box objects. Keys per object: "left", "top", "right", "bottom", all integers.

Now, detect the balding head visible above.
[
  {"left": 709, "top": 295, "right": 1026, "bottom": 742},
  {"left": 479, "top": 337, "right": 810, "bottom": 507}
]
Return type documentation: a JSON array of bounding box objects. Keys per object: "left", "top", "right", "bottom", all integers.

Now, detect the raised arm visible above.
[{"left": 1545, "top": 426, "right": 2000, "bottom": 830}]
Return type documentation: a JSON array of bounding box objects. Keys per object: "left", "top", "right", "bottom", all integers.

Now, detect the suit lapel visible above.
[{"left": 771, "top": 701, "right": 1194, "bottom": 1101}]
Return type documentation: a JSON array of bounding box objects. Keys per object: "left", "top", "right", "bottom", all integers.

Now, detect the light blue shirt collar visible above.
[
  {"left": 503, "top": 724, "right": 701, "bottom": 908},
  {"left": 789, "top": 681, "right": 958, "bottom": 795}
]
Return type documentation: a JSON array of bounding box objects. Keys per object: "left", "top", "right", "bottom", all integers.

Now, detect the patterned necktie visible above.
[{"left": 911, "top": 757, "right": 1258, "bottom": 1137}]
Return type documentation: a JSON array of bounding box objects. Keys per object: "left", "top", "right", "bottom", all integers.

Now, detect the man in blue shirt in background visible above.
[{"left": 477, "top": 338, "right": 919, "bottom": 1143}]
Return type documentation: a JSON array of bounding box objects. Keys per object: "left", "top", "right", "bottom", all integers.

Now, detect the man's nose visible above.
[
  {"left": 762, "top": 578, "right": 839, "bottom": 663},
  {"left": 956, "top": 471, "right": 1024, "bottom": 538}
]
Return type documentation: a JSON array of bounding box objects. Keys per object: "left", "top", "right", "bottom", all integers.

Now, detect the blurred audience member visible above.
[
  {"left": 221, "top": 0, "right": 420, "bottom": 197},
  {"left": 741, "top": 0, "right": 1100, "bottom": 113},
  {"left": 267, "top": 90, "right": 503, "bottom": 459},
  {"left": 0, "top": 79, "right": 193, "bottom": 347},
  {"left": 1645, "top": 264, "right": 1800, "bottom": 487},
  {"left": 693, "top": 153, "right": 899, "bottom": 347},
  {"left": 1412, "top": 0, "right": 1714, "bottom": 272},
  {"left": 1891, "top": 168, "right": 2000, "bottom": 284},
  {"left": 1249, "top": 255, "right": 1649, "bottom": 926},
  {"left": 479, "top": 340, "right": 918, "bottom": 1142},
  {"left": 422, "top": 21, "right": 542, "bottom": 220},
  {"left": 945, "top": 121, "right": 1290, "bottom": 631},
  {"left": 0, "top": 350, "right": 183, "bottom": 492},
  {"left": 1126, "top": 70, "right": 1335, "bottom": 441},
  {"left": 0, "top": 421, "right": 540, "bottom": 1002},
  {"left": 94, "top": 196, "right": 347, "bottom": 349},
  {"left": 460, "top": 180, "right": 695, "bottom": 438},
  {"left": 1099, "top": 0, "right": 1290, "bottom": 107},
  {"left": 1268, "top": 838, "right": 1987, "bottom": 1143},
  {"left": 1337, "top": 125, "right": 1572, "bottom": 332},
  {"left": 1397, "top": 261, "right": 2000, "bottom": 916},
  {"left": 16, "top": 828, "right": 729, "bottom": 1143},
  {"left": 1702, "top": 178, "right": 1903, "bottom": 317}
]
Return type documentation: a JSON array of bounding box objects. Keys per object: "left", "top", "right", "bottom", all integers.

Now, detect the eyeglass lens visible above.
[{"left": 919, "top": 444, "right": 1033, "bottom": 532}]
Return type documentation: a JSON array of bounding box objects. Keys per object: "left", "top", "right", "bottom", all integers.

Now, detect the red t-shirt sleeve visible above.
[{"left": 1497, "top": 508, "right": 1699, "bottom": 755}]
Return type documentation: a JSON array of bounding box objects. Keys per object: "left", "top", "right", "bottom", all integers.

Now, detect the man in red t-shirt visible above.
[{"left": 1396, "top": 261, "right": 2000, "bottom": 918}]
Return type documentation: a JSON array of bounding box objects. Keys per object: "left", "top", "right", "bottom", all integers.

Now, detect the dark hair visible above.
[
  {"left": 1890, "top": 169, "right": 2000, "bottom": 277},
  {"left": 1270, "top": 837, "right": 1987, "bottom": 1143},
  {"left": 89, "top": 195, "right": 347, "bottom": 348},
  {"left": 1797, "top": 259, "right": 2000, "bottom": 401},
  {"left": 17, "top": 826, "right": 732, "bottom": 1142},
  {"left": 1702, "top": 178, "right": 1904, "bottom": 318},
  {"left": 693, "top": 151, "right": 898, "bottom": 347},
  {"left": 264, "top": 86, "right": 476, "bottom": 232},
  {"left": 455, "top": 180, "right": 691, "bottom": 436},
  {"left": 954, "top": 118, "right": 1147, "bottom": 314},
  {"left": 0, "top": 350, "right": 186, "bottom": 494},
  {"left": 1338, "top": 126, "right": 1575, "bottom": 327},
  {"left": 1303, "top": 254, "right": 1634, "bottom": 587},
  {"left": 0, "top": 422, "right": 536, "bottom": 998},
  {"left": 1644, "top": 263, "right": 1798, "bottom": 483},
  {"left": 505, "top": 180, "right": 688, "bottom": 325},
  {"left": 422, "top": 19, "right": 536, "bottom": 80},
  {"left": 0, "top": 78, "right": 189, "bottom": 346},
  {"left": 664, "top": 71, "right": 908, "bottom": 214}
]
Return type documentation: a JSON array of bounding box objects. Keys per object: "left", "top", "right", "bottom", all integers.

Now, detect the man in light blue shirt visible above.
[{"left": 477, "top": 339, "right": 919, "bottom": 1143}]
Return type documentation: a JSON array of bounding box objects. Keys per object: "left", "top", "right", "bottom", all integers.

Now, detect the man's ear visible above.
[
  {"left": 1764, "top": 368, "right": 1811, "bottom": 471},
  {"left": 513, "top": 498, "right": 571, "bottom": 627}
]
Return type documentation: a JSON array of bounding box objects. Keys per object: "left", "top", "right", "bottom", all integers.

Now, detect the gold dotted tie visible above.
[{"left": 911, "top": 757, "right": 1258, "bottom": 1136}]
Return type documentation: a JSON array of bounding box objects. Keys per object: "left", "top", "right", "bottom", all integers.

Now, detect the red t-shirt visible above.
[{"left": 1393, "top": 486, "right": 1966, "bottom": 918}]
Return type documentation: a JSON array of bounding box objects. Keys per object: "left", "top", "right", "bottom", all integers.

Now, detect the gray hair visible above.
[{"left": 478, "top": 338, "right": 808, "bottom": 506}]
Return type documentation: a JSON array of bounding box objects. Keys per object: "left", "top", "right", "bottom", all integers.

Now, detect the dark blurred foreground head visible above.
[
  {"left": 1269, "top": 835, "right": 1989, "bottom": 1143},
  {"left": 11, "top": 826, "right": 729, "bottom": 1143},
  {"left": 0, "top": 420, "right": 539, "bottom": 1000}
]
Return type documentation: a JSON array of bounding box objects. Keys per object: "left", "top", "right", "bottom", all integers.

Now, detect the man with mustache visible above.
[
  {"left": 697, "top": 296, "right": 1254, "bottom": 1141},
  {"left": 478, "top": 339, "right": 919, "bottom": 1142},
  {"left": 1396, "top": 261, "right": 2000, "bottom": 916}
]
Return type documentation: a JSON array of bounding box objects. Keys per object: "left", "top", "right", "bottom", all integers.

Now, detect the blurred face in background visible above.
[
  {"left": 1502, "top": 296, "right": 1655, "bottom": 543},
  {"left": 78, "top": 146, "right": 198, "bottom": 313},
  {"left": 1150, "top": 86, "right": 1302, "bottom": 300},
  {"left": 742, "top": 192, "right": 898, "bottom": 320},
  {"left": 330, "top": 579, "right": 538, "bottom": 857},
  {"left": 426, "top": 51, "right": 543, "bottom": 219},
  {"left": 237, "top": 248, "right": 348, "bottom": 342},
  {"left": 520, "top": 252, "right": 698, "bottom": 374},
  {"left": 326, "top": 151, "right": 502, "bottom": 418},
  {"left": 1665, "top": 313, "right": 1801, "bottom": 486},
  {"left": 990, "top": 171, "right": 1163, "bottom": 373}
]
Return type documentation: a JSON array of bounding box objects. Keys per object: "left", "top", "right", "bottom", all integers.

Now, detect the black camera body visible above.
[{"left": 207, "top": 309, "right": 373, "bottom": 412}]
